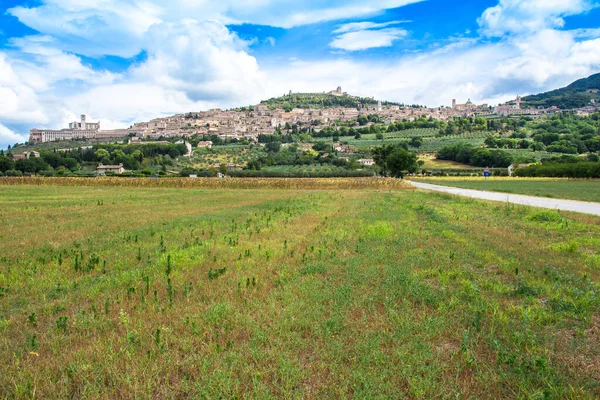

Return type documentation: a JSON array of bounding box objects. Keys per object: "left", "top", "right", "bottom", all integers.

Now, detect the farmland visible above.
[
  {"left": 412, "top": 177, "right": 600, "bottom": 203},
  {"left": 1, "top": 181, "right": 599, "bottom": 398},
  {"left": 317, "top": 128, "right": 491, "bottom": 151}
]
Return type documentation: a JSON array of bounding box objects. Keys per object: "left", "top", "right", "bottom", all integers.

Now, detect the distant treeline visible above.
[{"left": 437, "top": 143, "right": 514, "bottom": 168}]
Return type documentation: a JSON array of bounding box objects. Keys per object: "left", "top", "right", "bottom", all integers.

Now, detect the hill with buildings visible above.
[
  {"left": 522, "top": 72, "right": 600, "bottom": 109},
  {"left": 258, "top": 87, "right": 403, "bottom": 111}
]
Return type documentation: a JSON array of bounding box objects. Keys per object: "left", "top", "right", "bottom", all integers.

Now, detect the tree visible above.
[
  {"left": 312, "top": 142, "right": 330, "bottom": 152},
  {"left": 168, "top": 148, "right": 181, "bottom": 159},
  {"left": 131, "top": 150, "right": 143, "bottom": 162},
  {"left": 388, "top": 147, "right": 418, "bottom": 177},
  {"left": 376, "top": 133, "right": 384, "bottom": 141},
  {"left": 531, "top": 142, "right": 546, "bottom": 152},
  {"left": 0, "top": 156, "right": 14, "bottom": 172},
  {"left": 94, "top": 149, "right": 110, "bottom": 161},
  {"left": 410, "top": 137, "right": 423, "bottom": 148},
  {"left": 587, "top": 153, "right": 600, "bottom": 162},
  {"left": 372, "top": 144, "right": 395, "bottom": 176},
  {"left": 265, "top": 141, "right": 282, "bottom": 153}
]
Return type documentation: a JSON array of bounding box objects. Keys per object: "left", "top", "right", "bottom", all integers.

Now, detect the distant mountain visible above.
[{"left": 522, "top": 73, "right": 600, "bottom": 109}]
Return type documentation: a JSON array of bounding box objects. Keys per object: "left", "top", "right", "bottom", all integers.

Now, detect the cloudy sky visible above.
[{"left": 1, "top": 0, "right": 600, "bottom": 148}]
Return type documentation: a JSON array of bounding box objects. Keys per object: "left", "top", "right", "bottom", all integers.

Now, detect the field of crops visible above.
[
  {"left": 417, "top": 136, "right": 488, "bottom": 152},
  {"left": 0, "top": 182, "right": 599, "bottom": 398},
  {"left": 255, "top": 164, "right": 374, "bottom": 177},
  {"left": 0, "top": 177, "right": 409, "bottom": 190},
  {"left": 324, "top": 129, "right": 491, "bottom": 151},
  {"left": 411, "top": 177, "right": 600, "bottom": 203}
]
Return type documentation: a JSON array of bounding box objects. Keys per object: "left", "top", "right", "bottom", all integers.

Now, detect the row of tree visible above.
[
  {"left": 437, "top": 143, "right": 514, "bottom": 168},
  {"left": 515, "top": 156, "right": 600, "bottom": 178}
]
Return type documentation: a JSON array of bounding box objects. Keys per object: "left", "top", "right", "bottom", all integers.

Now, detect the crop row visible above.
[{"left": 0, "top": 176, "right": 413, "bottom": 190}]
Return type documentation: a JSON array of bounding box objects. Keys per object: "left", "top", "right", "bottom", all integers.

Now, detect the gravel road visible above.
[{"left": 409, "top": 181, "right": 600, "bottom": 217}]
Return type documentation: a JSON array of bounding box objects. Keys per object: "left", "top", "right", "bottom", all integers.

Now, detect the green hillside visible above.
[{"left": 523, "top": 72, "right": 600, "bottom": 109}]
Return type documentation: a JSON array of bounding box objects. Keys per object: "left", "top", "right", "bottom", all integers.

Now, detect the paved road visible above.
[{"left": 409, "top": 181, "right": 600, "bottom": 217}]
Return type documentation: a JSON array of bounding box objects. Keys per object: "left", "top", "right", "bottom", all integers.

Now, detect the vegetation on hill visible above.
[
  {"left": 258, "top": 92, "right": 402, "bottom": 111},
  {"left": 434, "top": 112, "right": 600, "bottom": 173},
  {"left": 523, "top": 72, "right": 600, "bottom": 109}
]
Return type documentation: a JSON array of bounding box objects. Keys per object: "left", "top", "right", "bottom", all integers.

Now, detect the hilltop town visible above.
[{"left": 28, "top": 88, "right": 598, "bottom": 144}]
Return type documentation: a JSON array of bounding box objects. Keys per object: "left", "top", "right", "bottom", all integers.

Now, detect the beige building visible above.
[
  {"left": 96, "top": 163, "right": 125, "bottom": 175},
  {"left": 197, "top": 141, "right": 213, "bottom": 149},
  {"left": 358, "top": 158, "right": 375, "bottom": 166},
  {"left": 30, "top": 114, "right": 129, "bottom": 143},
  {"left": 12, "top": 151, "right": 40, "bottom": 161}
]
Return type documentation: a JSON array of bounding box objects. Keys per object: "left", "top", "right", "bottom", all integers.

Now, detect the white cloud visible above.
[
  {"left": 330, "top": 28, "right": 408, "bottom": 51},
  {"left": 333, "top": 20, "right": 409, "bottom": 34},
  {"left": 132, "top": 20, "right": 263, "bottom": 103},
  {"left": 479, "top": 0, "right": 598, "bottom": 36},
  {"left": 7, "top": 0, "right": 424, "bottom": 57},
  {"left": 268, "top": 30, "right": 600, "bottom": 108},
  {"left": 0, "top": 123, "right": 28, "bottom": 149},
  {"left": 0, "top": 19, "right": 265, "bottom": 141},
  {"left": 8, "top": 1, "right": 163, "bottom": 57},
  {"left": 225, "top": 0, "right": 424, "bottom": 29}
]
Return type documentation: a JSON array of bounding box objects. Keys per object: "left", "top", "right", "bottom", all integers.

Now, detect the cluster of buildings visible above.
[
  {"left": 453, "top": 95, "right": 598, "bottom": 118},
  {"left": 29, "top": 115, "right": 129, "bottom": 144},
  {"left": 28, "top": 88, "right": 600, "bottom": 145}
]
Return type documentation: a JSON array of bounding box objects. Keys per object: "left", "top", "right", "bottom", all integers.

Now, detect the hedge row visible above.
[{"left": 514, "top": 162, "right": 600, "bottom": 178}]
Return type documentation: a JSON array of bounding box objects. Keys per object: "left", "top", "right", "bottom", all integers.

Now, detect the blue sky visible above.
[{"left": 1, "top": 0, "right": 600, "bottom": 148}]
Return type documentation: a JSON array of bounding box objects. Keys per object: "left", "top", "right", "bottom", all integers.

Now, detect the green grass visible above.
[
  {"left": 413, "top": 178, "right": 600, "bottom": 203},
  {"left": 0, "top": 184, "right": 599, "bottom": 398},
  {"left": 419, "top": 156, "right": 472, "bottom": 169}
]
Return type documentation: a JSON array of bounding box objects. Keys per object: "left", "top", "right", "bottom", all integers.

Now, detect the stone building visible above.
[
  {"left": 29, "top": 114, "right": 128, "bottom": 143},
  {"left": 96, "top": 163, "right": 125, "bottom": 175}
]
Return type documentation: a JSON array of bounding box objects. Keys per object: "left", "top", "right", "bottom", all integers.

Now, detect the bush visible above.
[
  {"left": 5, "top": 170, "right": 23, "bottom": 177},
  {"left": 179, "top": 168, "right": 196, "bottom": 177},
  {"left": 55, "top": 166, "right": 71, "bottom": 176}
]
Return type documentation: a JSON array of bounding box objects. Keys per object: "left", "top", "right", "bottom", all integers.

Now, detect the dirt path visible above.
[{"left": 409, "top": 181, "right": 600, "bottom": 217}]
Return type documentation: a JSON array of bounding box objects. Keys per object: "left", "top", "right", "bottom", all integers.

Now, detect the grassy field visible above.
[
  {"left": 412, "top": 177, "right": 600, "bottom": 203},
  {"left": 1, "top": 183, "right": 599, "bottom": 398},
  {"left": 418, "top": 155, "right": 472, "bottom": 169}
]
